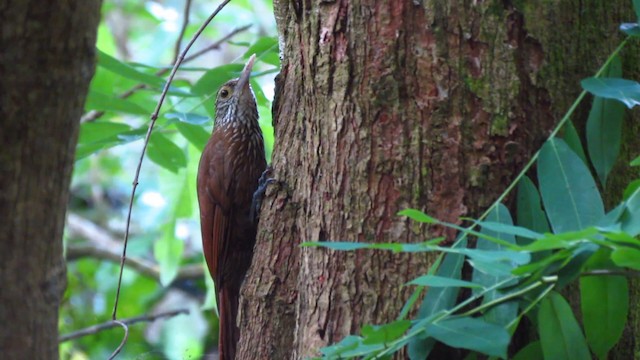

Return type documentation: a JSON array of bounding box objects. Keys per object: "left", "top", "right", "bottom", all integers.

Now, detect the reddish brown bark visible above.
[{"left": 238, "top": 1, "right": 639, "bottom": 359}]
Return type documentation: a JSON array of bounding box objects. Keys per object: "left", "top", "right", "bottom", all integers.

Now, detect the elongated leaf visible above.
[
  {"left": 562, "top": 120, "right": 588, "bottom": 165},
  {"left": 175, "top": 122, "right": 209, "bottom": 151},
  {"left": 475, "top": 221, "right": 543, "bottom": 240},
  {"left": 581, "top": 77, "right": 640, "bottom": 108},
  {"left": 634, "top": 0, "right": 640, "bottom": 20},
  {"left": 620, "top": 23, "right": 640, "bottom": 37},
  {"left": 426, "top": 317, "right": 509, "bottom": 358},
  {"left": 398, "top": 209, "right": 437, "bottom": 223},
  {"left": 408, "top": 275, "right": 481, "bottom": 288},
  {"left": 78, "top": 121, "right": 132, "bottom": 145},
  {"left": 538, "top": 138, "right": 604, "bottom": 233},
  {"left": 97, "top": 49, "right": 164, "bottom": 87},
  {"left": 538, "top": 292, "right": 591, "bottom": 360},
  {"left": 512, "top": 341, "right": 543, "bottom": 360},
  {"left": 147, "top": 133, "right": 187, "bottom": 173},
  {"left": 587, "top": 56, "right": 625, "bottom": 186},
  {"left": 580, "top": 275, "right": 628, "bottom": 360},
  {"left": 362, "top": 320, "right": 411, "bottom": 345},
  {"left": 165, "top": 112, "right": 210, "bottom": 125},
  {"left": 408, "top": 238, "right": 467, "bottom": 360},
  {"left": 611, "top": 247, "right": 640, "bottom": 270},
  {"left": 244, "top": 36, "right": 280, "bottom": 66},
  {"left": 472, "top": 204, "right": 518, "bottom": 326},
  {"left": 85, "top": 90, "right": 150, "bottom": 115},
  {"left": 517, "top": 176, "right": 551, "bottom": 247},
  {"left": 631, "top": 155, "right": 640, "bottom": 166},
  {"left": 620, "top": 186, "right": 640, "bottom": 236},
  {"left": 192, "top": 64, "right": 244, "bottom": 96}
]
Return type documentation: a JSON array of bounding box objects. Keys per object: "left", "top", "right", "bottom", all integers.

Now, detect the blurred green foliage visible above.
[{"left": 61, "top": 0, "right": 277, "bottom": 358}]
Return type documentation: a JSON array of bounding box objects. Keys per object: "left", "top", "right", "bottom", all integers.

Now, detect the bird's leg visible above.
[{"left": 251, "top": 166, "right": 276, "bottom": 222}]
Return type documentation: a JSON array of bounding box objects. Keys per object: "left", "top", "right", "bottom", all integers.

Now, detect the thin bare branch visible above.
[
  {"left": 80, "top": 24, "right": 251, "bottom": 123},
  {"left": 112, "top": 0, "right": 232, "bottom": 323},
  {"left": 173, "top": 0, "right": 193, "bottom": 64},
  {"left": 59, "top": 309, "right": 188, "bottom": 343},
  {"left": 108, "top": 321, "right": 128, "bottom": 360}
]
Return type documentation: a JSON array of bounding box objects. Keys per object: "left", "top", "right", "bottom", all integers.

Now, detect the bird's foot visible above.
[{"left": 251, "top": 167, "right": 277, "bottom": 222}]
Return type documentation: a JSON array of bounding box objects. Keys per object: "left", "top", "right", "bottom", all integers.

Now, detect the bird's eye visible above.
[{"left": 220, "top": 88, "right": 230, "bottom": 98}]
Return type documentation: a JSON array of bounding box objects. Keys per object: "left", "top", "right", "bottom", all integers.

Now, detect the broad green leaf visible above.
[
  {"left": 175, "top": 122, "right": 210, "bottom": 151},
  {"left": 611, "top": 247, "right": 640, "bottom": 270},
  {"left": 398, "top": 209, "right": 437, "bottom": 223},
  {"left": 192, "top": 64, "right": 244, "bottom": 96},
  {"left": 620, "top": 23, "right": 640, "bottom": 37},
  {"left": 77, "top": 121, "right": 132, "bottom": 145},
  {"left": 147, "top": 133, "right": 187, "bottom": 173},
  {"left": 580, "top": 275, "right": 628, "bottom": 360},
  {"left": 85, "top": 90, "right": 150, "bottom": 115},
  {"left": 562, "top": 120, "right": 588, "bottom": 165},
  {"left": 362, "top": 320, "right": 411, "bottom": 345},
  {"left": 581, "top": 77, "right": 640, "bottom": 108},
  {"left": 408, "top": 275, "right": 481, "bottom": 288},
  {"left": 555, "top": 242, "right": 598, "bottom": 288},
  {"left": 631, "top": 155, "right": 640, "bottom": 166},
  {"left": 512, "top": 341, "right": 543, "bottom": 360},
  {"left": 244, "top": 36, "right": 280, "bottom": 66},
  {"left": 538, "top": 138, "right": 604, "bottom": 233},
  {"left": 475, "top": 221, "right": 543, "bottom": 240},
  {"left": 538, "top": 292, "right": 591, "bottom": 360},
  {"left": 165, "top": 112, "right": 210, "bottom": 125},
  {"left": 635, "top": 0, "right": 640, "bottom": 20},
  {"left": 586, "top": 56, "right": 625, "bottom": 187},
  {"left": 426, "top": 317, "right": 509, "bottom": 358},
  {"left": 97, "top": 49, "right": 164, "bottom": 88},
  {"left": 472, "top": 204, "right": 518, "bottom": 326},
  {"left": 408, "top": 238, "right": 467, "bottom": 360},
  {"left": 620, "top": 186, "right": 640, "bottom": 236},
  {"left": 517, "top": 176, "right": 551, "bottom": 247}
]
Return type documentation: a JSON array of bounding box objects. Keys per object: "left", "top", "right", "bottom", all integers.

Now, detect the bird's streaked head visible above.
[{"left": 214, "top": 54, "right": 258, "bottom": 127}]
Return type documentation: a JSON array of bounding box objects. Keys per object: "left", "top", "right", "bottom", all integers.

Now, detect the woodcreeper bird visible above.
[{"left": 197, "top": 54, "right": 266, "bottom": 360}]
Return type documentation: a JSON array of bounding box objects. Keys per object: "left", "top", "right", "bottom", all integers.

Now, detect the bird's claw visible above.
[{"left": 251, "top": 167, "right": 276, "bottom": 222}]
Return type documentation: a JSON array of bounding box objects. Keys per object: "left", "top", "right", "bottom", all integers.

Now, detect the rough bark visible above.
[
  {"left": 238, "top": 1, "right": 639, "bottom": 359},
  {"left": 0, "top": 1, "right": 102, "bottom": 359}
]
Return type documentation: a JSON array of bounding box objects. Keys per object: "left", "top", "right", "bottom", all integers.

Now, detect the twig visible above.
[
  {"left": 108, "top": 321, "right": 129, "bottom": 360},
  {"left": 67, "top": 245, "right": 204, "bottom": 282},
  {"left": 80, "top": 24, "right": 251, "bottom": 123},
  {"left": 59, "top": 309, "right": 189, "bottom": 343},
  {"left": 173, "top": 0, "right": 192, "bottom": 65},
  {"left": 582, "top": 269, "right": 640, "bottom": 277}
]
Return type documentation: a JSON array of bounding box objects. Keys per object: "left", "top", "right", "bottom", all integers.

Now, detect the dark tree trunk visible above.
[
  {"left": 238, "top": 0, "right": 640, "bottom": 359},
  {"left": 0, "top": 1, "right": 102, "bottom": 359}
]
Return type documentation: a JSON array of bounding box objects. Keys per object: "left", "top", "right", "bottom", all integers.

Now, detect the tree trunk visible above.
[
  {"left": 0, "top": 2, "right": 101, "bottom": 359},
  {"left": 238, "top": 1, "right": 639, "bottom": 359}
]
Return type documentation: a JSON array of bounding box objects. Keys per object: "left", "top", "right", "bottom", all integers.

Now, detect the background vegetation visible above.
[{"left": 60, "top": 0, "right": 277, "bottom": 358}]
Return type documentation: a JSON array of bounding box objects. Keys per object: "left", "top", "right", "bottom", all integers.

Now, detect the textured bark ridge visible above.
[
  {"left": 238, "top": 1, "right": 639, "bottom": 359},
  {"left": 0, "top": 2, "right": 101, "bottom": 359}
]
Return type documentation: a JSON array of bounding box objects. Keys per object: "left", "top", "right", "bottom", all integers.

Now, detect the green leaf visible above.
[
  {"left": 580, "top": 275, "right": 628, "bottom": 360},
  {"left": 175, "top": 122, "right": 210, "bottom": 151},
  {"left": 165, "top": 112, "right": 210, "bottom": 125},
  {"left": 85, "top": 90, "right": 150, "bottom": 115},
  {"left": 426, "top": 317, "right": 509, "bottom": 358},
  {"left": 635, "top": 0, "right": 640, "bottom": 20},
  {"left": 147, "top": 133, "right": 187, "bottom": 173},
  {"left": 244, "top": 36, "right": 280, "bottom": 66},
  {"left": 581, "top": 77, "right": 640, "bottom": 108},
  {"left": 586, "top": 56, "right": 625, "bottom": 187},
  {"left": 408, "top": 238, "right": 467, "bottom": 360},
  {"left": 512, "top": 341, "right": 543, "bottom": 360},
  {"left": 408, "top": 275, "right": 482, "bottom": 288},
  {"left": 476, "top": 221, "right": 543, "bottom": 240},
  {"left": 472, "top": 204, "right": 518, "bottom": 326},
  {"left": 398, "top": 209, "right": 437, "bottom": 223},
  {"left": 362, "top": 320, "right": 411, "bottom": 345},
  {"left": 517, "top": 176, "right": 551, "bottom": 247},
  {"left": 97, "top": 49, "right": 164, "bottom": 88},
  {"left": 611, "top": 247, "right": 640, "bottom": 270},
  {"left": 538, "top": 292, "right": 591, "bottom": 360},
  {"left": 192, "top": 64, "right": 244, "bottom": 96},
  {"left": 78, "top": 121, "right": 132, "bottom": 145},
  {"left": 620, "top": 186, "right": 640, "bottom": 236},
  {"left": 631, "top": 155, "right": 640, "bottom": 166},
  {"left": 562, "top": 120, "right": 588, "bottom": 165},
  {"left": 538, "top": 138, "right": 605, "bottom": 233},
  {"left": 620, "top": 23, "right": 640, "bottom": 37}
]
